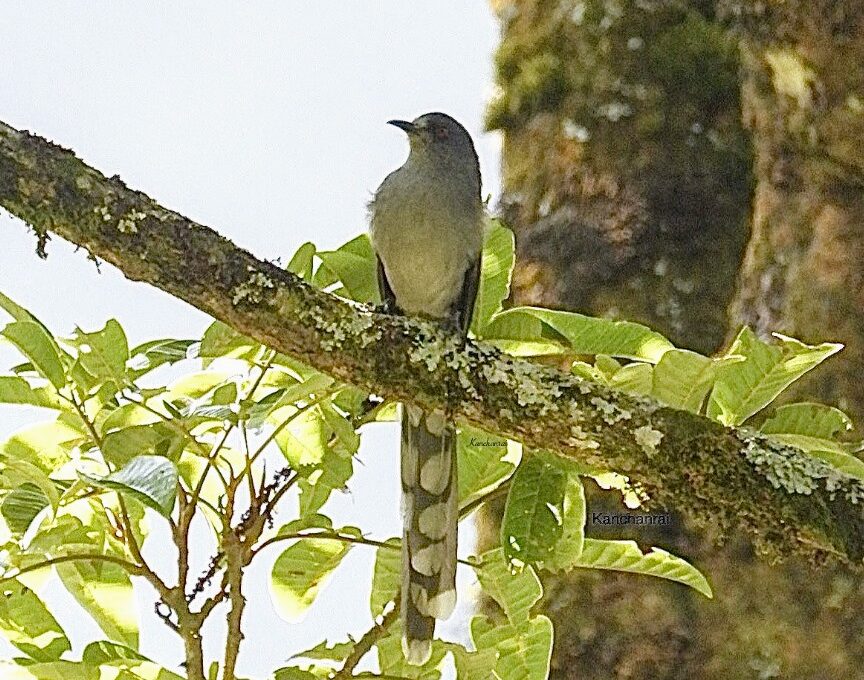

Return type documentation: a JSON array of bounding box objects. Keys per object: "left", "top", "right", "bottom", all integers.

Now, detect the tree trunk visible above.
[
  {"left": 487, "top": 1, "right": 864, "bottom": 677},
  {"left": 725, "top": 0, "right": 864, "bottom": 424}
]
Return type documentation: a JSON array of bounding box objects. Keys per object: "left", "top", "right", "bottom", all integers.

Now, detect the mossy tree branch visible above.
[{"left": 1, "top": 120, "right": 863, "bottom": 568}]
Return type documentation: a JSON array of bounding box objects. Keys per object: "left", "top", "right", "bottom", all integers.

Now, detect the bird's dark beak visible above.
[{"left": 387, "top": 119, "right": 417, "bottom": 135}]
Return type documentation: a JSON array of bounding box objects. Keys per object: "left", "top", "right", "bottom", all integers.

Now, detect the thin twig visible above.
[
  {"left": 2, "top": 552, "right": 143, "bottom": 581},
  {"left": 252, "top": 529, "right": 477, "bottom": 569},
  {"left": 333, "top": 602, "right": 401, "bottom": 680}
]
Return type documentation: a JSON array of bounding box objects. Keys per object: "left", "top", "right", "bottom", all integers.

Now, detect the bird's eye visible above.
[{"left": 435, "top": 126, "right": 449, "bottom": 140}]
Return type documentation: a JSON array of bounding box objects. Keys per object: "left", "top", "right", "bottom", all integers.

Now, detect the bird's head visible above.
[{"left": 388, "top": 112, "right": 480, "bottom": 180}]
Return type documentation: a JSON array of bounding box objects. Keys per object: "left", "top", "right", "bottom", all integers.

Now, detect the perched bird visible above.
[{"left": 369, "top": 113, "right": 484, "bottom": 665}]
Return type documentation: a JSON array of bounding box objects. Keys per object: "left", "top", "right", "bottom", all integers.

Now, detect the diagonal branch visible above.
[{"left": 1, "top": 120, "right": 863, "bottom": 565}]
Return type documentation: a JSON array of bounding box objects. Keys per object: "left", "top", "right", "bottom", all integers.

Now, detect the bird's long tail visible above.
[{"left": 400, "top": 404, "right": 458, "bottom": 666}]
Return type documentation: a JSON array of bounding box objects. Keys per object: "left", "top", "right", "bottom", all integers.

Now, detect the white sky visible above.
[{"left": 0, "top": 3, "right": 501, "bottom": 677}]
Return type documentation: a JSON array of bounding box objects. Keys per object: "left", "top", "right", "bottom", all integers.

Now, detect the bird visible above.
[{"left": 368, "top": 112, "right": 484, "bottom": 665}]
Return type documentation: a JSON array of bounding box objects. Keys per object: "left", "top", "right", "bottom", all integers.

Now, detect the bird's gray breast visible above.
[{"left": 370, "top": 168, "right": 483, "bottom": 319}]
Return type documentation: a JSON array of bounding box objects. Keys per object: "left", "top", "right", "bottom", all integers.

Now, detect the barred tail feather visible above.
[{"left": 400, "top": 404, "right": 458, "bottom": 666}]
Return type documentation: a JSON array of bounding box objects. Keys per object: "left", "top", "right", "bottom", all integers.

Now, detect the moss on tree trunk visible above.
[{"left": 488, "top": 1, "right": 864, "bottom": 677}]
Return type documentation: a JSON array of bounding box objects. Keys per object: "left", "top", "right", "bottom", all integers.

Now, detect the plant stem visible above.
[
  {"left": 2, "top": 552, "right": 143, "bottom": 582},
  {"left": 333, "top": 601, "right": 401, "bottom": 680}
]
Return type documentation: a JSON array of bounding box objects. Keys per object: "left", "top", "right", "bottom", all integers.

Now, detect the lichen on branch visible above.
[{"left": 1, "top": 119, "right": 863, "bottom": 565}]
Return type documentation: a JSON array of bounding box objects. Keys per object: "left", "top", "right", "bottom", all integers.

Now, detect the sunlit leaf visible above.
[
  {"left": 270, "top": 530, "right": 357, "bottom": 621},
  {"left": 570, "top": 539, "right": 712, "bottom": 597},
  {"left": 291, "top": 638, "right": 355, "bottom": 666},
  {"left": 370, "top": 538, "right": 400, "bottom": 618},
  {"left": 0, "top": 292, "right": 46, "bottom": 326},
  {"left": 446, "top": 643, "right": 498, "bottom": 680},
  {"left": 81, "top": 639, "right": 147, "bottom": 664},
  {"left": 101, "top": 422, "right": 186, "bottom": 467},
  {"left": 298, "top": 448, "right": 353, "bottom": 517},
  {"left": 472, "top": 219, "right": 515, "bottom": 335},
  {"left": 287, "top": 242, "right": 317, "bottom": 281},
  {"left": 275, "top": 406, "right": 330, "bottom": 470},
  {"left": 376, "top": 628, "right": 447, "bottom": 680},
  {"left": 501, "top": 454, "right": 568, "bottom": 567},
  {"left": 470, "top": 614, "right": 552, "bottom": 680},
  {"left": 0, "top": 377, "right": 62, "bottom": 410},
  {"left": 314, "top": 235, "right": 379, "bottom": 304},
  {"left": 199, "top": 321, "right": 260, "bottom": 362},
  {"left": 762, "top": 402, "right": 853, "bottom": 440},
  {"left": 127, "top": 338, "right": 195, "bottom": 377},
  {"left": 608, "top": 362, "right": 653, "bottom": 396},
  {"left": 80, "top": 455, "right": 178, "bottom": 517},
  {"left": 707, "top": 328, "right": 842, "bottom": 426},
  {"left": 0, "top": 459, "right": 61, "bottom": 511},
  {"left": 1, "top": 421, "right": 85, "bottom": 474},
  {"left": 0, "top": 579, "right": 71, "bottom": 661},
  {"left": 761, "top": 402, "right": 864, "bottom": 480},
  {"left": 2, "top": 322, "right": 66, "bottom": 390},
  {"left": 56, "top": 552, "right": 139, "bottom": 648},
  {"left": 476, "top": 548, "right": 542, "bottom": 625},
  {"left": 1, "top": 484, "right": 50, "bottom": 534},
  {"left": 68, "top": 320, "right": 129, "bottom": 392},
  {"left": 537, "top": 475, "right": 586, "bottom": 573},
  {"left": 652, "top": 349, "right": 714, "bottom": 411},
  {"left": 458, "top": 426, "right": 518, "bottom": 505},
  {"left": 485, "top": 307, "right": 673, "bottom": 362}
]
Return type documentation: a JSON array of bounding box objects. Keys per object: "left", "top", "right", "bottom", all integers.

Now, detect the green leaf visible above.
[
  {"left": 571, "top": 539, "right": 712, "bottom": 597},
  {"left": 298, "top": 448, "right": 353, "bottom": 517},
  {"left": 126, "top": 338, "right": 195, "bottom": 376},
  {"left": 370, "top": 538, "right": 401, "bottom": 618},
  {"left": 199, "top": 321, "right": 260, "bottom": 362},
  {"left": 707, "top": 328, "right": 842, "bottom": 426},
  {"left": 250, "top": 373, "right": 334, "bottom": 428},
  {"left": 291, "top": 638, "right": 355, "bottom": 665},
  {"left": 0, "top": 654, "right": 184, "bottom": 680},
  {"left": 485, "top": 307, "right": 673, "bottom": 362},
  {"left": 472, "top": 220, "right": 515, "bottom": 334},
  {"left": 652, "top": 349, "right": 722, "bottom": 412},
  {"left": 287, "top": 242, "right": 316, "bottom": 281},
  {"left": 81, "top": 640, "right": 147, "bottom": 664},
  {"left": 0, "top": 660, "right": 99, "bottom": 679},
  {"left": 446, "top": 643, "right": 498, "bottom": 680},
  {"left": 470, "top": 614, "right": 553, "bottom": 680},
  {"left": 270, "top": 533, "right": 355, "bottom": 621},
  {"left": 761, "top": 402, "right": 864, "bottom": 480},
  {"left": 80, "top": 455, "right": 178, "bottom": 517},
  {"left": 2, "top": 322, "right": 66, "bottom": 390},
  {"left": 275, "top": 406, "right": 330, "bottom": 470},
  {"left": 273, "top": 668, "right": 319, "bottom": 680},
  {"left": 476, "top": 548, "right": 542, "bottom": 625},
  {"left": 0, "top": 292, "right": 45, "bottom": 325},
  {"left": 501, "top": 454, "right": 568, "bottom": 567},
  {"left": 314, "top": 235, "right": 379, "bottom": 303},
  {"left": 1, "top": 420, "right": 84, "bottom": 474},
  {"left": 0, "top": 579, "right": 71, "bottom": 661},
  {"left": 56, "top": 552, "right": 139, "bottom": 648},
  {"left": 2, "top": 484, "right": 50, "bottom": 534},
  {"left": 101, "top": 423, "right": 185, "bottom": 467},
  {"left": 0, "top": 377, "right": 62, "bottom": 409},
  {"left": 0, "top": 459, "right": 60, "bottom": 512},
  {"left": 801, "top": 449, "right": 864, "bottom": 482},
  {"left": 470, "top": 550, "right": 552, "bottom": 679},
  {"left": 538, "top": 474, "right": 586, "bottom": 573},
  {"left": 762, "top": 402, "right": 853, "bottom": 440},
  {"left": 376, "top": 629, "right": 447, "bottom": 680},
  {"left": 68, "top": 320, "right": 129, "bottom": 391},
  {"left": 608, "top": 362, "right": 653, "bottom": 396},
  {"left": 320, "top": 402, "right": 360, "bottom": 454},
  {"left": 458, "top": 426, "right": 518, "bottom": 505}
]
